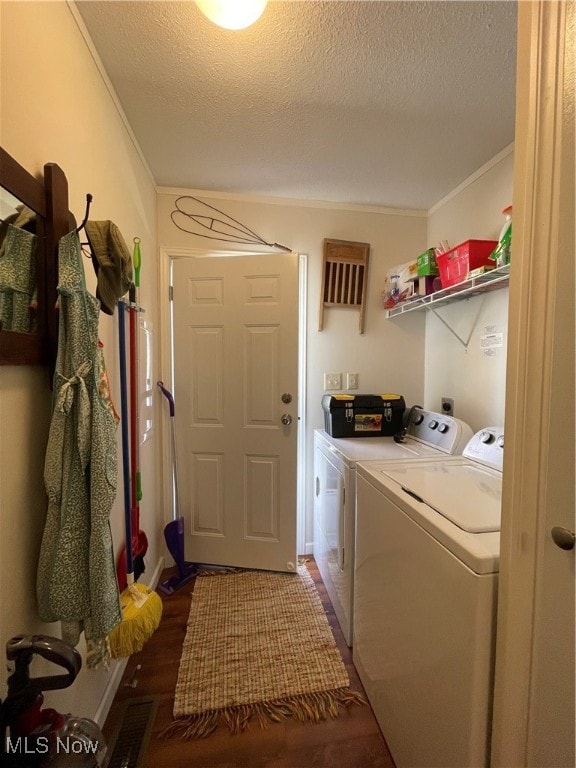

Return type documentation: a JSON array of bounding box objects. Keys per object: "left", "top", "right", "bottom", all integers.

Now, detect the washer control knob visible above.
[
  {"left": 413, "top": 413, "right": 424, "bottom": 425},
  {"left": 480, "top": 430, "right": 494, "bottom": 444},
  {"left": 429, "top": 420, "right": 439, "bottom": 430},
  {"left": 438, "top": 423, "right": 449, "bottom": 434},
  {"left": 497, "top": 435, "right": 504, "bottom": 448}
]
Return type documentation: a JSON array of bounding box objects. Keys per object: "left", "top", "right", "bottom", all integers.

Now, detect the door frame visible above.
[
  {"left": 491, "top": 1, "right": 574, "bottom": 765},
  {"left": 157, "top": 246, "right": 308, "bottom": 557}
]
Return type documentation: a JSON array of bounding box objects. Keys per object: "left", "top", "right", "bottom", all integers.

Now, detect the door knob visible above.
[
  {"left": 281, "top": 414, "right": 292, "bottom": 426},
  {"left": 551, "top": 526, "right": 576, "bottom": 551}
]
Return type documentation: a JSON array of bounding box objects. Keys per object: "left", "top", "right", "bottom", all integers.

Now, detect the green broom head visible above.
[{"left": 109, "top": 580, "right": 162, "bottom": 658}]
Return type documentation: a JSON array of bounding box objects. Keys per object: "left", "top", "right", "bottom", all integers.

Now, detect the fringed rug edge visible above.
[{"left": 159, "top": 686, "right": 366, "bottom": 740}]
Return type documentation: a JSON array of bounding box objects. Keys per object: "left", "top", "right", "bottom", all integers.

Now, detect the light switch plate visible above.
[
  {"left": 324, "top": 373, "right": 342, "bottom": 390},
  {"left": 347, "top": 373, "right": 358, "bottom": 390}
]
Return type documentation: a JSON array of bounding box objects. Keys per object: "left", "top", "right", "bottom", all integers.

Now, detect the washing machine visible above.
[
  {"left": 313, "top": 408, "right": 473, "bottom": 646},
  {"left": 353, "top": 427, "right": 504, "bottom": 768}
]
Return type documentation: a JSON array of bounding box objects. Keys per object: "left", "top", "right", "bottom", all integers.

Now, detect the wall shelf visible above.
[{"left": 385, "top": 265, "right": 510, "bottom": 318}]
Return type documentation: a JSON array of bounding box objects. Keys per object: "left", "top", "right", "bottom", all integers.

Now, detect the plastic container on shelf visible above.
[
  {"left": 489, "top": 205, "right": 512, "bottom": 267},
  {"left": 437, "top": 239, "right": 498, "bottom": 288}
]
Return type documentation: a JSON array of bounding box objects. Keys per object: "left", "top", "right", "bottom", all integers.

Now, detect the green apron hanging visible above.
[{"left": 37, "top": 229, "right": 122, "bottom": 668}]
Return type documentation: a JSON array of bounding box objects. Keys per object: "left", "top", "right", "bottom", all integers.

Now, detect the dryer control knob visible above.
[
  {"left": 438, "top": 423, "right": 449, "bottom": 433},
  {"left": 480, "top": 431, "right": 494, "bottom": 443},
  {"left": 429, "top": 420, "right": 439, "bottom": 430},
  {"left": 497, "top": 435, "right": 504, "bottom": 448},
  {"left": 413, "top": 413, "right": 424, "bottom": 425}
]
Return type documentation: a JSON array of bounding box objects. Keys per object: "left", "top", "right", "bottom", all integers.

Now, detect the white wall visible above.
[
  {"left": 157, "top": 191, "right": 427, "bottom": 549},
  {"left": 425, "top": 147, "right": 514, "bottom": 431},
  {"left": 0, "top": 2, "right": 160, "bottom": 723}
]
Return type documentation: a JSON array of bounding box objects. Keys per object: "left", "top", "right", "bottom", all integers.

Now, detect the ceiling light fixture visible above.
[{"left": 195, "top": 0, "right": 268, "bottom": 30}]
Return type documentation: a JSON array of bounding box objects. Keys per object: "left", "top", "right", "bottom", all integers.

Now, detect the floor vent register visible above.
[{"left": 106, "top": 697, "right": 158, "bottom": 768}]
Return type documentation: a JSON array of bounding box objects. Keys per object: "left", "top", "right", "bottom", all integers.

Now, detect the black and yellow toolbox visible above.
[{"left": 321, "top": 393, "right": 406, "bottom": 438}]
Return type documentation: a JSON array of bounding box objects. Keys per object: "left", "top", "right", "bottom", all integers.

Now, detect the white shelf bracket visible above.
[
  {"left": 430, "top": 296, "right": 485, "bottom": 350},
  {"left": 385, "top": 265, "right": 510, "bottom": 319}
]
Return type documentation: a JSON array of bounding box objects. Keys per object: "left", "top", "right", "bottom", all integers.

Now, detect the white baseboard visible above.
[
  {"left": 94, "top": 658, "right": 128, "bottom": 728},
  {"left": 147, "top": 555, "right": 165, "bottom": 590},
  {"left": 93, "top": 555, "right": 165, "bottom": 728}
]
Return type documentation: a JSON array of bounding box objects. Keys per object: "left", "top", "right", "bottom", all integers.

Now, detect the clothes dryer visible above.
[
  {"left": 353, "top": 427, "right": 504, "bottom": 768},
  {"left": 313, "top": 408, "right": 472, "bottom": 646}
]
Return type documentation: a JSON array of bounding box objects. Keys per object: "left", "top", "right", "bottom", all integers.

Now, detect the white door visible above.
[{"left": 172, "top": 253, "right": 299, "bottom": 573}]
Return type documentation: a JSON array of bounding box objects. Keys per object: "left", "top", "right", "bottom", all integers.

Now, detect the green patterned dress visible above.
[
  {"left": 37, "top": 230, "right": 122, "bottom": 668},
  {"left": 0, "top": 223, "right": 37, "bottom": 333}
]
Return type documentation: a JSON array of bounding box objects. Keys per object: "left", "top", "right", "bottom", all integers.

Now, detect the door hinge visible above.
[{"left": 168, "top": 285, "right": 174, "bottom": 302}]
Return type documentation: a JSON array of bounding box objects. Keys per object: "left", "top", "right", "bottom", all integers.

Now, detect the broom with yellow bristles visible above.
[{"left": 109, "top": 296, "right": 161, "bottom": 658}]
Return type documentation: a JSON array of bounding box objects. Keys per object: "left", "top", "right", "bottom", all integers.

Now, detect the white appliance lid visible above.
[
  {"left": 378, "top": 460, "right": 501, "bottom": 533},
  {"left": 316, "top": 430, "right": 440, "bottom": 463}
]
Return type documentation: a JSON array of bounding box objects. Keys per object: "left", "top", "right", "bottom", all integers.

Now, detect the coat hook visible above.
[{"left": 76, "top": 193, "right": 93, "bottom": 233}]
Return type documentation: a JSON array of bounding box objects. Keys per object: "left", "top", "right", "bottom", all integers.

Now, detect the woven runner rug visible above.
[{"left": 162, "top": 565, "right": 365, "bottom": 739}]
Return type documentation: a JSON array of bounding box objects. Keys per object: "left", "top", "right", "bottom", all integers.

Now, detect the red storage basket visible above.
[{"left": 437, "top": 239, "right": 498, "bottom": 288}]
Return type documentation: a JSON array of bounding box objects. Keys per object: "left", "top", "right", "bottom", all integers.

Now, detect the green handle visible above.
[{"left": 133, "top": 237, "right": 141, "bottom": 289}]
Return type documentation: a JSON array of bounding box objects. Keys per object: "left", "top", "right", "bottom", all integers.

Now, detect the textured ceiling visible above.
[{"left": 76, "top": 0, "right": 517, "bottom": 210}]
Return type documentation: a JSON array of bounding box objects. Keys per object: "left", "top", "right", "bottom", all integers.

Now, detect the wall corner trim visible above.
[
  {"left": 428, "top": 143, "right": 515, "bottom": 216},
  {"left": 66, "top": 0, "right": 156, "bottom": 187}
]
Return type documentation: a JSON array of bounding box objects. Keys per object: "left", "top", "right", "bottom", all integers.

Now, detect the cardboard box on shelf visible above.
[
  {"left": 382, "top": 260, "right": 417, "bottom": 308},
  {"left": 417, "top": 248, "right": 439, "bottom": 276},
  {"left": 412, "top": 274, "right": 437, "bottom": 296}
]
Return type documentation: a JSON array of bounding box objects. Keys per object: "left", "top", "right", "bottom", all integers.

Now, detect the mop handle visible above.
[
  {"left": 118, "top": 300, "right": 133, "bottom": 575},
  {"left": 157, "top": 381, "right": 179, "bottom": 523},
  {"left": 128, "top": 286, "right": 139, "bottom": 514},
  {"left": 132, "top": 238, "right": 143, "bottom": 503},
  {"left": 157, "top": 381, "right": 175, "bottom": 416}
]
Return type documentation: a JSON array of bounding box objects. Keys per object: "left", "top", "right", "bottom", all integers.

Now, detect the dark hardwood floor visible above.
[{"left": 103, "top": 559, "right": 396, "bottom": 768}]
